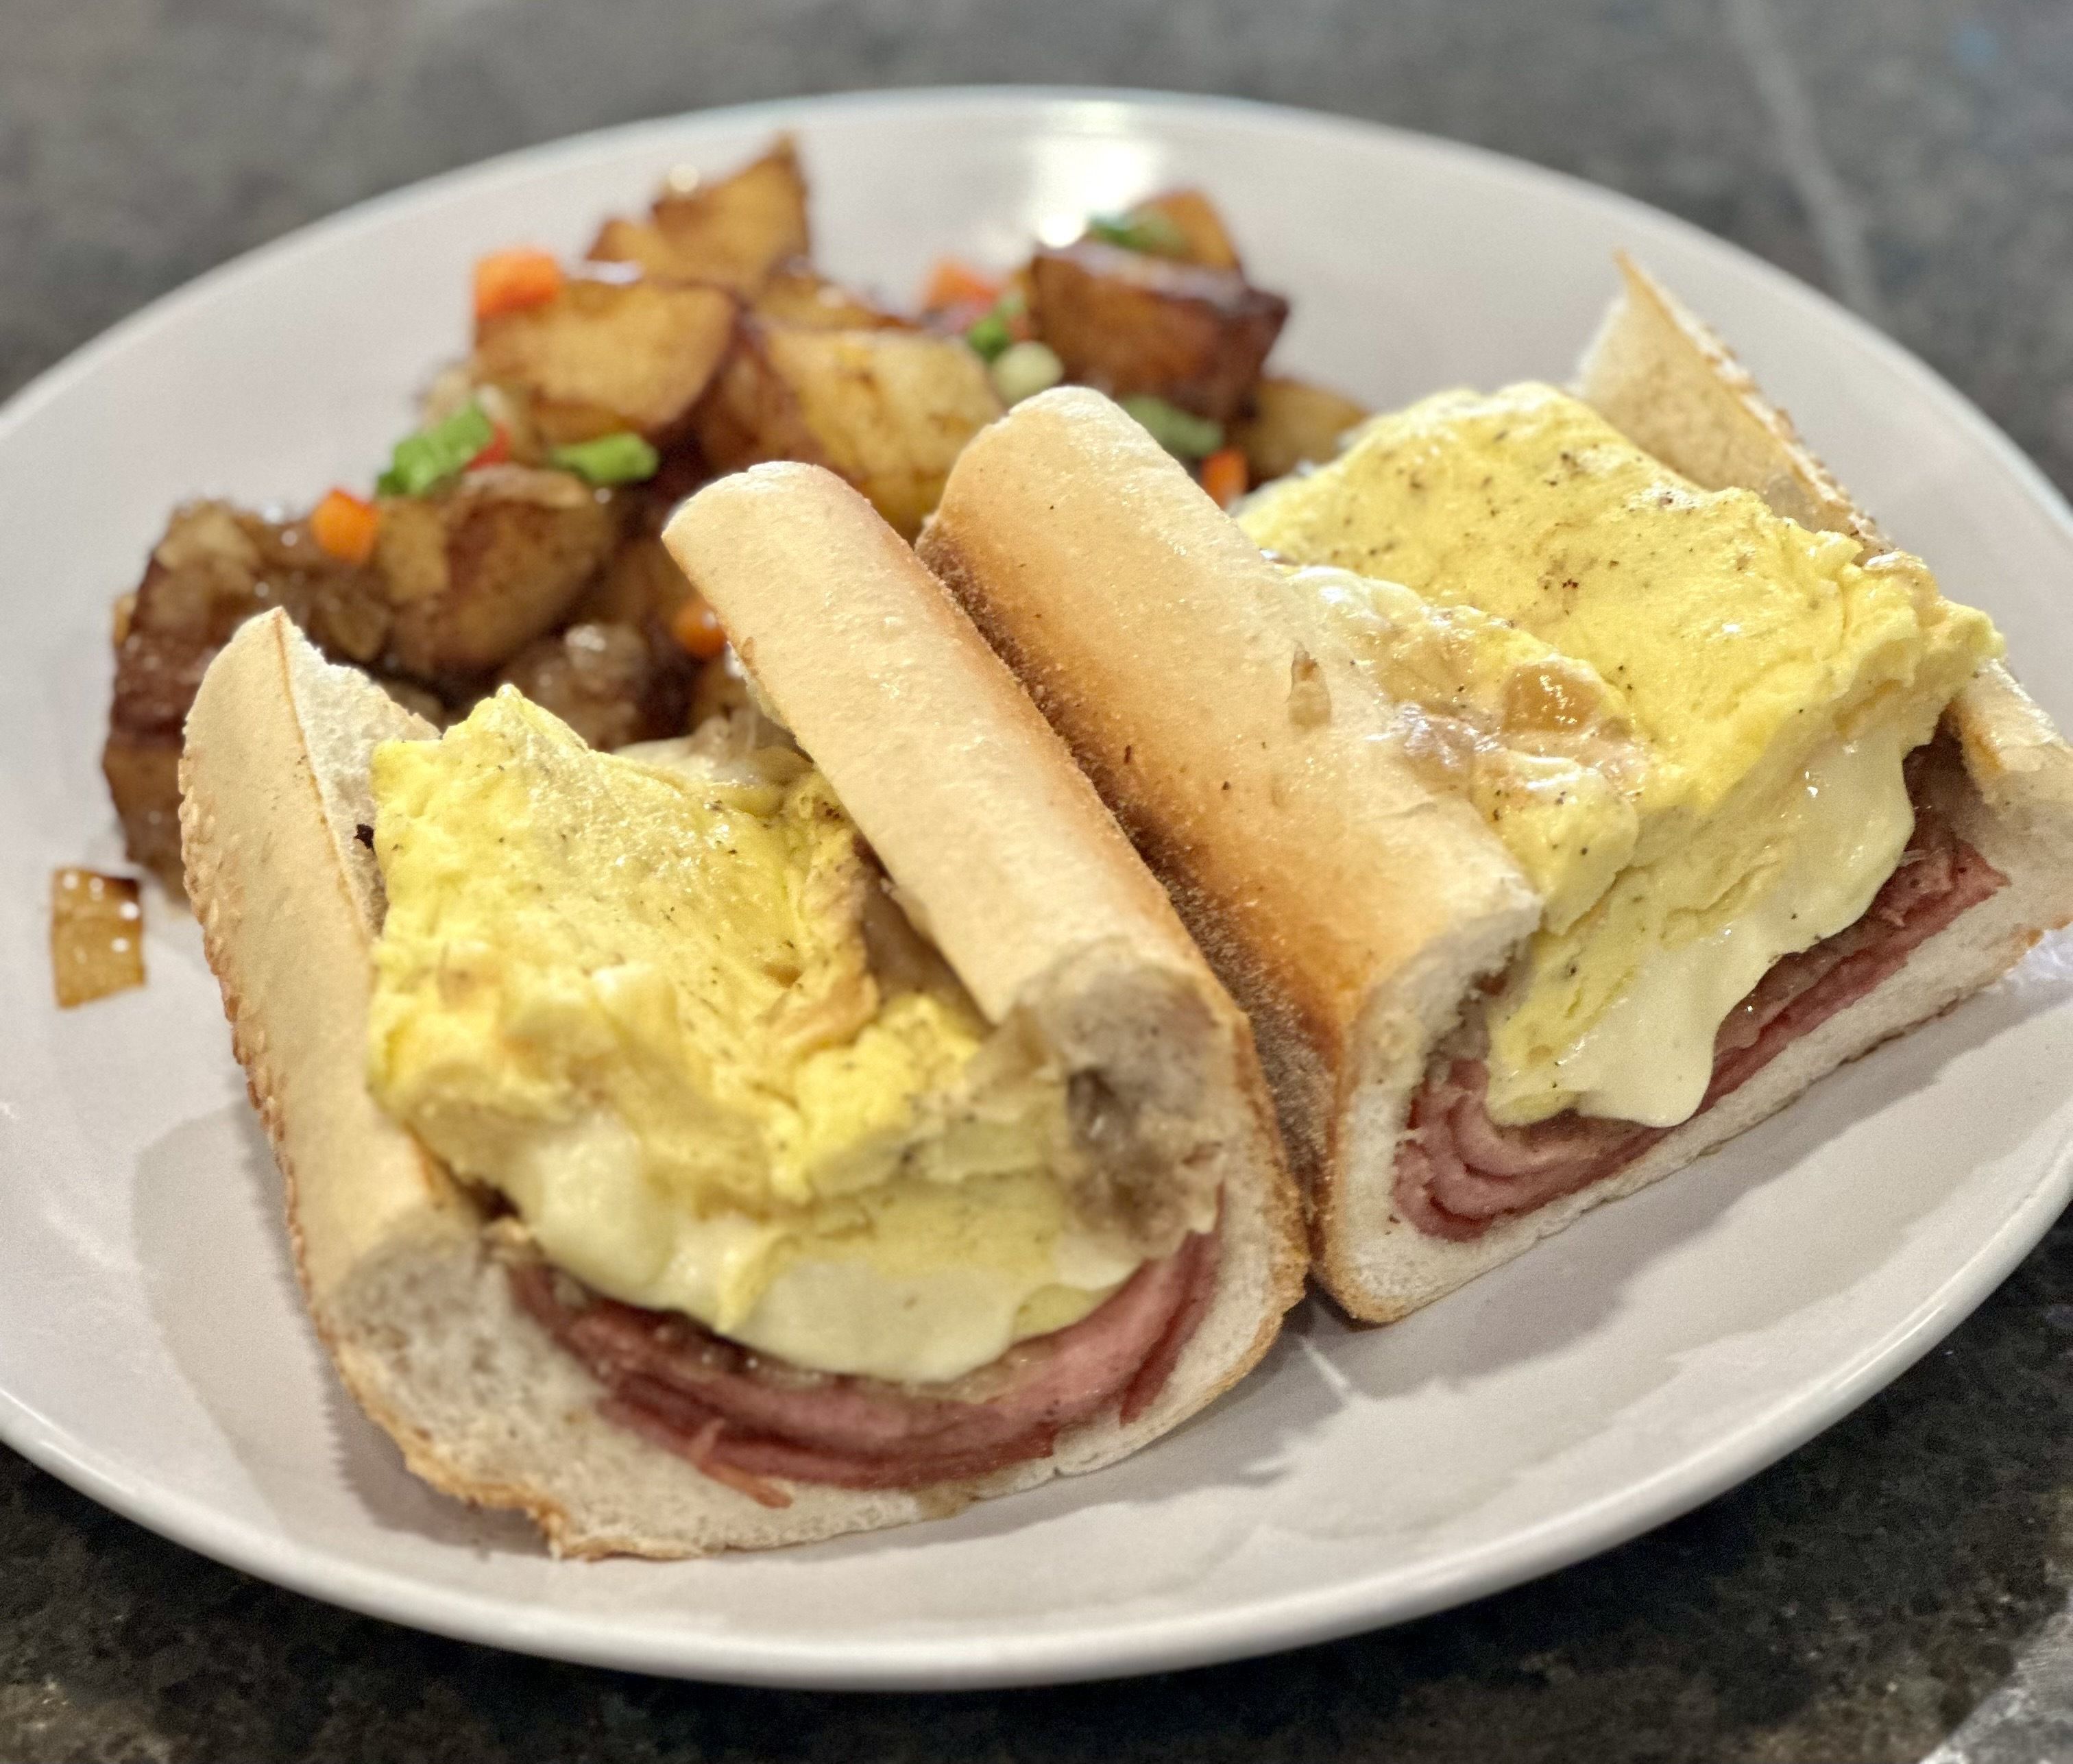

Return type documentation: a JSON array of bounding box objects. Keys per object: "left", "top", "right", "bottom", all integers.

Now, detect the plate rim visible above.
[{"left": 5, "top": 82, "right": 2072, "bottom": 1691}]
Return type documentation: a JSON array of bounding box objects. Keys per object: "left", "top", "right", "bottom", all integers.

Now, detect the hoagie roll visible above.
[{"left": 180, "top": 466, "right": 1302, "bottom": 1556}]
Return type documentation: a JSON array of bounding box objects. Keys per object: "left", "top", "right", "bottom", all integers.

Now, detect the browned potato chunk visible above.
[
  {"left": 100, "top": 732, "right": 184, "bottom": 892},
  {"left": 589, "top": 138, "right": 808, "bottom": 296},
  {"left": 753, "top": 261, "right": 910, "bottom": 332},
  {"left": 377, "top": 466, "right": 619, "bottom": 679},
  {"left": 496, "top": 621, "right": 693, "bottom": 751},
  {"left": 1128, "top": 189, "right": 1243, "bottom": 271},
  {"left": 1029, "top": 243, "right": 1288, "bottom": 423},
  {"left": 571, "top": 533, "right": 694, "bottom": 629},
  {"left": 695, "top": 324, "right": 1002, "bottom": 538},
  {"left": 1233, "top": 375, "right": 1370, "bottom": 482},
  {"left": 472, "top": 276, "right": 736, "bottom": 444},
  {"left": 103, "top": 500, "right": 390, "bottom": 889}
]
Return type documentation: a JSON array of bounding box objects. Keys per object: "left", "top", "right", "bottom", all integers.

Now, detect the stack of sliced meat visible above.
[
  {"left": 511, "top": 1228, "right": 1219, "bottom": 1506},
  {"left": 1396, "top": 790, "right": 2006, "bottom": 1242}
]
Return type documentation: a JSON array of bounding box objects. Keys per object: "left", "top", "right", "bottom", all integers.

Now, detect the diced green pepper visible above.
[
  {"left": 964, "top": 287, "right": 1026, "bottom": 363},
  {"left": 965, "top": 311, "right": 1013, "bottom": 361},
  {"left": 549, "top": 431, "right": 660, "bottom": 486},
  {"left": 1084, "top": 208, "right": 1189, "bottom": 258},
  {"left": 1119, "top": 395, "right": 1224, "bottom": 460},
  {"left": 376, "top": 403, "right": 494, "bottom": 497}
]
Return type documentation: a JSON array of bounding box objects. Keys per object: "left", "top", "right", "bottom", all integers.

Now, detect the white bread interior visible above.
[
  {"left": 923, "top": 270, "right": 2073, "bottom": 1322},
  {"left": 182, "top": 592, "right": 1299, "bottom": 1551}
]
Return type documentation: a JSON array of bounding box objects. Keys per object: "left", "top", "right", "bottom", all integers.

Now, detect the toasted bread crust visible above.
[
  {"left": 664, "top": 463, "right": 1233, "bottom": 1024},
  {"left": 666, "top": 461, "right": 1305, "bottom": 1400},
  {"left": 1575, "top": 254, "right": 1887, "bottom": 549},
  {"left": 919, "top": 391, "right": 1539, "bottom": 1218}
]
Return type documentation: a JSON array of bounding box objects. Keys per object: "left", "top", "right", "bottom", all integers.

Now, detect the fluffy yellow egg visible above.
[
  {"left": 1242, "top": 383, "right": 2000, "bottom": 1128},
  {"left": 365, "top": 691, "right": 1138, "bottom": 1383}
]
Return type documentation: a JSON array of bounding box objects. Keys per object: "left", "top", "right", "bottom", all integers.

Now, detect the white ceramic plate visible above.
[{"left": 4, "top": 88, "right": 2071, "bottom": 1691}]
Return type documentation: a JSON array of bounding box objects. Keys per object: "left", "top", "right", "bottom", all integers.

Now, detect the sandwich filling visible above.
[
  {"left": 1392, "top": 771, "right": 2004, "bottom": 1238},
  {"left": 1235, "top": 383, "right": 1998, "bottom": 1127},
  {"left": 365, "top": 691, "right": 1189, "bottom": 1391},
  {"left": 1241, "top": 382, "right": 2001, "bottom": 1139}
]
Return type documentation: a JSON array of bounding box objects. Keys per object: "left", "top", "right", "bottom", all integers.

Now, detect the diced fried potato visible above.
[
  {"left": 1130, "top": 189, "right": 1242, "bottom": 271},
  {"left": 1233, "top": 375, "right": 1370, "bottom": 483},
  {"left": 588, "top": 219, "right": 677, "bottom": 283},
  {"left": 1029, "top": 243, "right": 1288, "bottom": 423},
  {"left": 112, "top": 505, "right": 260, "bottom": 736},
  {"left": 121, "top": 500, "right": 385, "bottom": 668},
  {"left": 472, "top": 276, "right": 737, "bottom": 444},
  {"left": 589, "top": 137, "right": 809, "bottom": 296},
  {"left": 753, "top": 261, "right": 910, "bottom": 332},
  {"left": 378, "top": 466, "right": 619, "bottom": 679},
  {"left": 495, "top": 621, "right": 692, "bottom": 751},
  {"left": 694, "top": 326, "right": 822, "bottom": 472},
  {"left": 572, "top": 533, "right": 694, "bottom": 628},
  {"left": 696, "top": 324, "right": 1003, "bottom": 538},
  {"left": 100, "top": 732, "right": 184, "bottom": 893},
  {"left": 104, "top": 500, "right": 396, "bottom": 886}
]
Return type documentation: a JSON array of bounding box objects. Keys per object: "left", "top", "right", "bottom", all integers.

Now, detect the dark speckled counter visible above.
[{"left": 6, "top": 3, "right": 2073, "bottom": 1759}]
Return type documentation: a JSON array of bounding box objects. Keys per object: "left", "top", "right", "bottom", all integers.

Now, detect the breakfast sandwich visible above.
[
  {"left": 180, "top": 466, "right": 1302, "bottom": 1555},
  {"left": 917, "top": 258, "right": 2073, "bottom": 1322}
]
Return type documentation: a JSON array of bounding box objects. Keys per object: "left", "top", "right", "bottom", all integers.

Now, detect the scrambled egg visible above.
[
  {"left": 365, "top": 692, "right": 1139, "bottom": 1383},
  {"left": 1241, "top": 383, "right": 2000, "bottom": 1128}
]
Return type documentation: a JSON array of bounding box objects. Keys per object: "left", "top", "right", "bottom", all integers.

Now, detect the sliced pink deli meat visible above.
[
  {"left": 1395, "top": 794, "right": 2007, "bottom": 1243},
  {"left": 511, "top": 1226, "right": 1221, "bottom": 1508}
]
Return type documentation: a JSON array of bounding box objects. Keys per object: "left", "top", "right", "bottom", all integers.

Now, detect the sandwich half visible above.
[
  {"left": 918, "top": 258, "right": 2073, "bottom": 1322},
  {"left": 180, "top": 464, "right": 1302, "bottom": 1556}
]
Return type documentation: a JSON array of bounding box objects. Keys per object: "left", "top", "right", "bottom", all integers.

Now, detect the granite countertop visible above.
[{"left": 6, "top": 2, "right": 2073, "bottom": 1759}]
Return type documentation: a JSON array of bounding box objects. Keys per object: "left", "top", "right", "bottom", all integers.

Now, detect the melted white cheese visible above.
[
  {"left": 1504, "top": 731, "right": 1917, "bottom": 1129},
  {"left": 497, "top": 1111, "right": 1141, "bottom": 1384}
]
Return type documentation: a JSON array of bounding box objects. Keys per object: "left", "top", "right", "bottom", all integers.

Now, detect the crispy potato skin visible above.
[
  {"left": 1232, "top": 376, "right": 1369, "bottom": 483},
  {"left": 752, "top": 261, "right": 912, "bottom": 332},
  {"left": 588, "top": 138, "right": 809, "bottom": 296},
  {"left": 694, "top": 322, "right": 1002, "bottom": 538},
  {"left": 495, "top": 620, "right": 695, "bottom": 750},
  {"left": 378, "top": 467, "right": 621, "bottom": 681},
  {"left": 104, "top": 503, "right": 389, "bottom": 889},
  {"left": 1030, "top": 243, "right": 1288, "bottom": 423},
  {"left": 472, "top": 278, "right": 737, "bottom": 444},
  {"left": 101, "top": 732, "right": 184, "bottom": 890},
  {"left": 692, "top": 322, "right": 827, "bottom": 476},
  {"left": 571, "top": 533, "right": 694, "bottom": 629}
]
